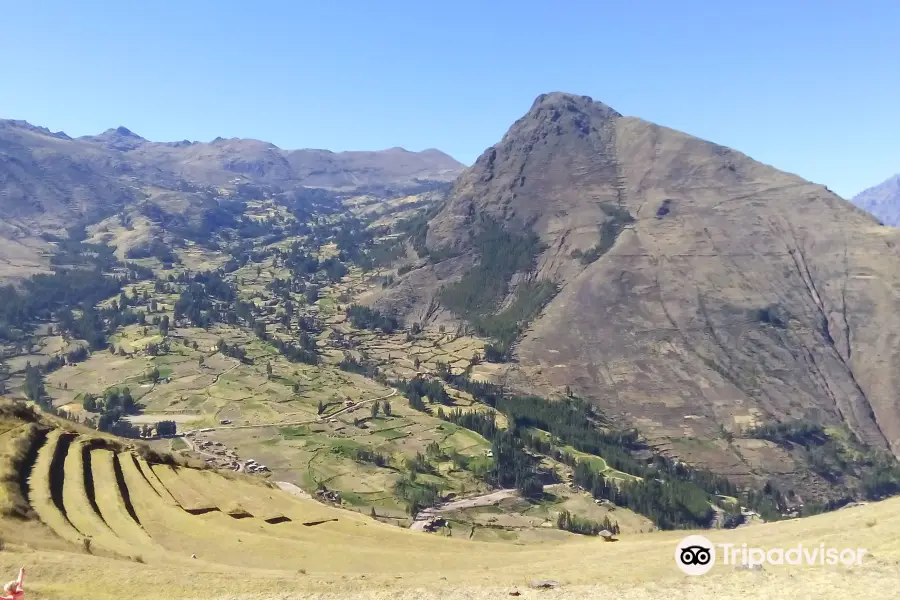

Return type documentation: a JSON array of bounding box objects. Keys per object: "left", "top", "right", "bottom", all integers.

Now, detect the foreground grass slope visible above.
[{"left": 0, "top": 399, "right": 898, "bottom": 599}]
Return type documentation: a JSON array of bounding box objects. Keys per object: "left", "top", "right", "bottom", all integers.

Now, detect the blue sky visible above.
[{"left": 1, "top": 1, "right": 897, "bottom": 198}]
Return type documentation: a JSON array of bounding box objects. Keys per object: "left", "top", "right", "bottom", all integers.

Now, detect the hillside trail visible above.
[
  {"left": 409, "top": 483, "right": 569, "bottom": 531},
  {"left": 273, "top": 480, "right": 314, "bottom": 500}
]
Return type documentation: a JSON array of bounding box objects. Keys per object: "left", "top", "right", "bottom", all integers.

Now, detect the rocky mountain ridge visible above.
[{"left": 373, "top": 92, "right": 900, "bottom": 493}]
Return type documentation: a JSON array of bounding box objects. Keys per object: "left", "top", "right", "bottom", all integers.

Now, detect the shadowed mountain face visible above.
[
  {"left": 375, "top": 92, "right": 900, "bottom": 487},
  {"left": 853, "top": 174, "right": 900, "bottom": 226}
]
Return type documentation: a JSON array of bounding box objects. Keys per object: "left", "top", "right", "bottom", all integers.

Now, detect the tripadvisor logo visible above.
[
  {"left": 675, "top": 535, "right": 868, "bottom": 575},
  {"left": 675, "top": 535, "right": 715, "bottom": 575}
]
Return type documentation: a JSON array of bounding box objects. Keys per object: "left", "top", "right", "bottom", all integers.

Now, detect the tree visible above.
[
  {"left": 266, "top": 361, "right": 273, "bottom": 379},
  {"left": 159, "top": 315, "right": 170, "bottom": 336},
  {"left": 483, "top": 344, "right": 506, "bottom": 363},
  {"left": 317, "top": 400, "right": 325, "bottom": 415},
  {"left": 382, "top": 400, "right": 392, "bottom": 417},
  {"left": 370, "top": 402, "right": 380, "bottom": 419},
  {"left": 82, "top": 393, "right": 98, "bottom": 412},
  {"left": 149, "top": 366, "right": 161, "bottom": 383},
  {"left": 198, "top": 356, "right": 204, "bottom": 368},
  {"left": 345, "top": 304, "right": 399, "bottom": 333},
  {"left": 23, "top": 362, "right": 45, "bottom": 405},
  {"left": 156, "top": 420, "right": 177, "bottom": 437}
]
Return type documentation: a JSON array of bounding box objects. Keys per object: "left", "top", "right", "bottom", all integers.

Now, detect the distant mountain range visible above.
[
  {"left": 0, "top": 119, "right": 463, "bottom": 222},
  {"left": 0, "top": 120, "right": 464, "bottom": 217},
  {"left": 0, "top": 118, "right": 464, "bottom": 280},
  {"left": 852, "top": 174, "right": 900, "bottom": 226}
]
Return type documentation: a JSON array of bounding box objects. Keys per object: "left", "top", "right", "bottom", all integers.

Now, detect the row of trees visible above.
[
  {"left": 82, "top": 388, "right": 139, "bottom": 435},
  {"left": 572, "top": 461, "right": 715, "bottom": 529},
  {"left": 398, "top": 375, "right": 451, "bottom": 408},
  {"left": 23, "top": 363, "right": 48, "bottom": 410},
  {"left": 556, "top": 510, "right": 620, "bottom": 536},
  {"left": 346, "top": 304, "right": 399, "bottom": 333}
]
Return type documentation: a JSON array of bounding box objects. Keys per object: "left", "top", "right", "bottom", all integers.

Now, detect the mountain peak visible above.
[
  {"left": 852, "top": 173, "right": 900, "bottom": 225},
  {"left": 528, "top": 92, "right": 621, "bottom": 119},
  {"left": 80, "top": 126, "right": 146, "bottom": 150},
  {"left": 492, "top": 92, "right": 623, "bottom": 151},
  {"left": 112, "top": 125, "right": 143, "bottom": 139},
  {"left": 91, "top": 126, "right": 145, "bottom": 141},
  {"left": 424, "top": 92, "right": 626, "bottom": 255}
]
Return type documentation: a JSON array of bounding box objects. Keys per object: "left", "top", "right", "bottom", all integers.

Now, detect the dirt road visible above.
[{"left": 409, "top": 484, "right": 569, "bottom": 531}]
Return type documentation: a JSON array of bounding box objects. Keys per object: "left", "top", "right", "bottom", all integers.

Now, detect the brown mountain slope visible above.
[
  {"left": 375, "top": 93, "right": 900, "bottom": 485},
  {"left": 0, "top": 120, "right": 136, "bottom": 223}
]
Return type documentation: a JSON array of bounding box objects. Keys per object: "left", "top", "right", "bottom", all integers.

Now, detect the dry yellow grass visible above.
[
  {"left": 89, "top": 449, "right": 156, "bottom": 548},
  {"left": 132, "top": 454, "right": 179, "bottom": 503},
  {"left": 2, "top": 495, "right": 900, "bottom": 599},
  {"left": 177, "top": 468, "right": 286, "bottom": 521},
  {"left": 25, "top": 430, "right": 83, "bottom": 545},
  {"left": 149, "top": 464, "right": 217, "bottom": 513},
  {"left": 61, "top": 437, "right": 136, "bottom": 557}
]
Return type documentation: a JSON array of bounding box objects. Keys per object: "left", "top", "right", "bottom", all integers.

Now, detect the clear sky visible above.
[{"left": 1, "top": 1, "right": 897, "bottom": 198}]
